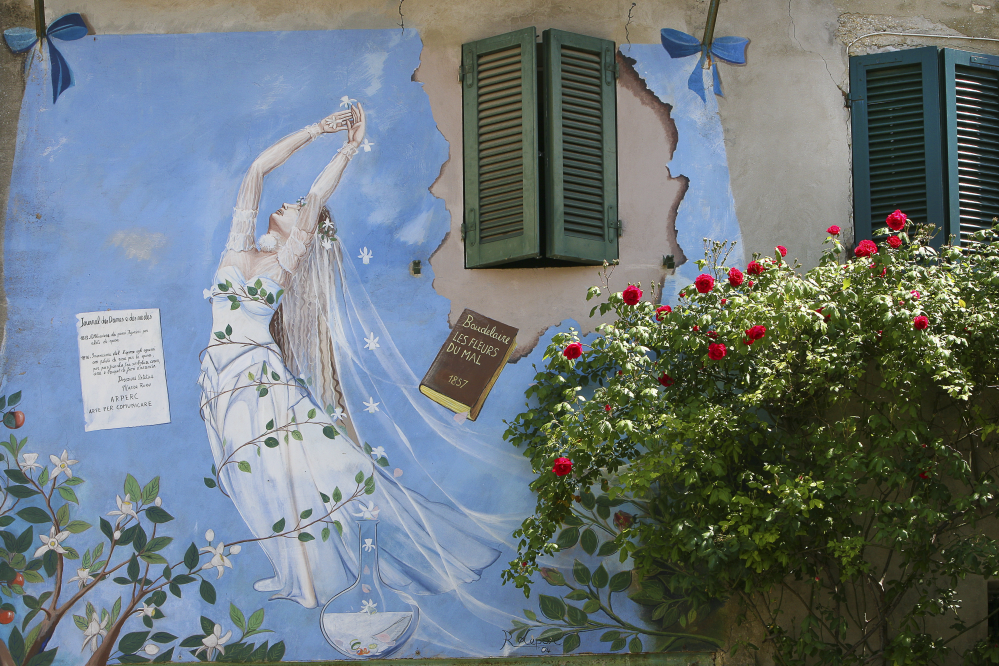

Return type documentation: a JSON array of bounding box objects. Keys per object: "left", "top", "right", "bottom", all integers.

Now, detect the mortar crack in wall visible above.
[
  {"left": 788, "top": 0, "right": 846, "bottom": 98},
  {"left": 399, "top": 0, "right": 405, "bottom": 32},
  {"left": 626, "top": 3, "right": 636, "bottom": 48}
]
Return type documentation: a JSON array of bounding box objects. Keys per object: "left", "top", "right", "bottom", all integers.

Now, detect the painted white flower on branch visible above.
[
  {"left": 81, "top": 610, "right": 108, "bottom": 653},
  {"left": 35, "top": 526, "right": 69, "bottom": 558},
  {"left": 358, "top": 247, "right": 373, "bottom": 264},
  {"left": 369, "top": 446, "right": 385, "bottom": 460},
  {"left": 200, "top": 541, "right": 234, "bottom": 579},
  {"left": 195, "top": 624, "right": 232, "bottom": 660},
  {"left": 143, "top": 644, "right": 160, "bottom": 656},
  {"left": 49, "top": 450, "right": 78, "bottom": 480},
  {"left": 363, "top": 398, "right": 380, "bottom": 414},
  {"left": 364, "top": 333, "right": 380, "bottom": 351},
  {"left": 353, "top": 502, "right": 380, "bottom": 520},
  {"left": 360, "top": 599, "right": 378, "bottom": 614},
  {"left": 135, "top": 603, "right": 155, "bottom": 618},
  {"left": 107, "top": 494, "right": 138, "bottom": 526},
  {"left": 331, "top": 407, "right": 345, "bottom": 422},
  {"left": 67, "top": 567, "right": 94, "bottom": 590},
  {"left": 19, "top": 453, "right": 40, "bottom": 472}
]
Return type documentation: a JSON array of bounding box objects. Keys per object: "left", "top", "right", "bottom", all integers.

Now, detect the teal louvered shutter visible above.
[
  {"left": 541, "top": 29, "right": 618, "bottom": 264},
  {"left": 942, "top": 48, "right": 999, "bottom": 245},
  {"left": 461, "top": 28, "right": 541, "bottom": 268},
  {"left": 850, "top": 47, "right": 945, "bottom": 243}
]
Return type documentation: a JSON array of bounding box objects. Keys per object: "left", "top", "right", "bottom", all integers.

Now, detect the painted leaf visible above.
[
  {"left": 555, "top": 527, "right": 579, "bottom": 550},
  {"left": 629, "top": 636, "right": 643, "bottom": 653},
  {"left": 608, "top": 570, "right": 632, "bottom": 592},
  {"left": 248, "top": 608, "right": 264, "bottom": 632},
  {"left": 580, "top": 528, "right": 597, "bottom": 555},
  {"left": 229, "top": 603, "right": 246, "bottom": 632},
  {"left": 565, "top": 605, "right": 588, "bottom": 626},
  {"left": 16, "top": 508, "right": 49, "bottom": 524},
  {"left": 538, "top": 594, "right": 566, "bottom": 621},
  {"left": 298, "top": 532, "right": 315, "bottom": 542},
  {"left": 572, "top": 559, "right": 590, "bottom": 585},
  {"left": 184, "top": 543, "right": 199, "bottom": 570},
  {"left": 118, "top": 630, "right": 149, "bottom": 654},
  {"left": 199, "top": 579, "right": 216, "bottom": 604},
  {"left": 264, "top": 437, "right": 279, "bottom": 448},
  {"left": 562, "top": 633, "right": 581, "bottom": 653},
  {"left": 145, "top": 507, "right": 174, "bottom": 523},
  {"left": 592, "top": 564, "right": 609, "bottom": 588},
  {"left": 237, "top": 461, "right": 251, "bottom": 473},
  {"left": 272, "top": 518, "right": 286, "bottom": 533}
]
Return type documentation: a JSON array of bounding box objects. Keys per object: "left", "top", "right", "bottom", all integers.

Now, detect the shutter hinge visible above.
[
  {"left": 614, "top": 62, "right": 620, "bottom": 80},
  {"left": 461, "top": 221, "right": 466, "bottom": 240},
  {"left": 611, "top": 219, "right": 622, "bottom": 236},
  {"left": 458, "top": 63, "right": 465, "bottom": 83}
]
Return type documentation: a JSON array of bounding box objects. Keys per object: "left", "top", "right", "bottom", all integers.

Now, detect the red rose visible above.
[
  {"left": 887, "top": 235, "right": 902, "bottom": 249},
  {"left": 694, "top": 273, "right": 715, "bottom": 293},
  {"left": 655, "top": 305, "right": 672, "bottom": 321},
  {"left": 854, "top": 240, "right": 878, "bottom": 258},
  {"left": 720, "top": 298, "right": 728, "bottom": 305},
  {"left": 708, "top": 343, "right": 727, "bottom": 360},
  {"left": 622, "top": 284, "right": 642, "bottom": 305},
  {"left": 919, "top": 470, "right": 930, "bottom": 480},
  {"left": 728, "top": 267, "right": 744, "bottom": 287},
  {"left": 748, "top": 280, "right": 754, "bottom": 288},
  {"left": 552, "top": 457, "right": 573, "bottom": 477},
  {"left": 604, "top": 404, "right": 612, "bottom": 412},
  {"left": 877, "top": 330, "right": 882, "bottom": 337},
  {"left": 827, "top": 225, "right": 841, "bottom": 236},
  {"left": 562, "top": 342, "right": 583, "bottom": 360},
  {"left": 910, "top": 290, "right": 920, "bottom": 300},
  {"left": 692, "top": 325, "right": 700, "bottom": 332},
  {"left": 913, "top": 315, "right": 929, "bottom": 330},
  {"left": 747, "top": 261, "right": 765, "bottom": 276},
  {"left": 742, "top": 338, "right": 753, "bottom": 346},
  {"left": 707, "top": 331, "right": 718, "bottom": 339},
  {"left": 816, "top": 307, "right": 830, "bottom": 322},
  {"left": 658, "top": 372, "right": 674, "bottom": 387},
  {"left": 613, "top": 511, "right": 633, "bottom": 530},
  {"left": 886, "top": 209, "right": 907, "bottom": 231},
  {"left": 746, "top": 325, "right": 766, "bottom": 341},
  {"left": 678, "top": 292, "right": 685, "bottom": 298},
  {"left": 776, "top": 245, "right": 787, "bottom": 257}
]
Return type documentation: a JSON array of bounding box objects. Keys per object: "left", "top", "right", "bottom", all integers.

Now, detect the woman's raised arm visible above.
[{"left": 278, "top": 105, "right": 366, "bottom": 273}]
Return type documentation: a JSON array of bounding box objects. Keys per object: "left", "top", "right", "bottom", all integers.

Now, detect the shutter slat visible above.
[{"left": 462, "top": 28, "right": 540, "bottom": 267}]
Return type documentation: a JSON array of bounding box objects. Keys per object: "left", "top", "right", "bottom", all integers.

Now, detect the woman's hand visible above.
[
  {"left": 347, "top": 104, "right": 366, "bottom": 147},
  {"left": 319, "top": 109, "right": 353, "bottom": 134}
]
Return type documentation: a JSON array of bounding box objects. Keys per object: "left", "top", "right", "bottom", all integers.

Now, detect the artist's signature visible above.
[{"left": 500, "top": 629, "right": 559, "bottom": 653}]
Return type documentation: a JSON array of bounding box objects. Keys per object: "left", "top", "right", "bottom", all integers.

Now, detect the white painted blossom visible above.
[
  {"left": 195, "top": 624, "right": 232, "bottom": 660},
  {"left": 200, "top": 542, "right": 234, "bottom": 579},
  {"left": 320, "top": 237, "right": 333, "bottom": 251},
  {"left": 113, "top": 530, "right": 121, "bottom": 540},
  {"left": 205, "top": 529, "right": 215, "bottom": 543},
  {"left": 19, "top": 453, "right": 41, "bottom": 472},
  {"left": 358, "top": 247, "right": 373, "bottom": 264},
  {"left": 154, "top": 496, "right": 162, "bottom": 507},
  {"left": 229, "top": 544, "right": 242, "bottom": 555},
  {"left": 353, "top": 502, "right": 380, "bottom": 520},
  {"left": 143, "top": 644, "right": 160, "bottom": 656},
  {"left": 135, "top": 603, "right": 155, "bottom": 618},
  {"left": 362, "top": 538, "right": 375, "bottom": 552},
  {"left": 331, "top": 407, "right": 345, "bottom": 422},
  {"left": 49, "top": 450, "right": 78, "bottom": 480},
  {"left": 364, "top": 333, "right": 380, "bottom": 351},
  {"left": 81, "top": 610, "right": 108, "bottom": 653},
  {"left": 67, "top": 567, "right": 94, "bottom": 590},
  {"left": 339, "top": 95, "right": 357, "bottom": 108},
  {"left": 34, "top": 526, "right": 69, "bottom": 558},
  {"left": 203, "top": 288, "right": 213, "bottom": 300},
  {"left": 360, "top": 599, "right": 378, "bottom": 614},
  {"left": 360, "top": 138, "right": 375, "bottom": 152},
  {"left": 369, "top": 446, "right": 386, "bottom": 460},
  {"left": 363, "top": 398, "right": 380, "bottom": 414},
  {"left": 107, "top": 494, "right": 138, "bottom": 526}
]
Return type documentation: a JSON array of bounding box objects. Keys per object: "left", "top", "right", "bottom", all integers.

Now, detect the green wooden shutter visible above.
[
  {"left": 461, "top": 28, "right": 540, "bottom": 268},
  {"left": 942, "top": 48, "right": 999, "bottom": 245},
  {"left": 541, "top": 29, "right": 618, "bottom": 264},
  {"left": 850, "top": 47, "right": 945, "bottom": 243}
]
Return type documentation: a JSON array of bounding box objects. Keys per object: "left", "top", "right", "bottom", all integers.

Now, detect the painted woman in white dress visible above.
[{"left": 198, "top": 104, "right": 500, "bottom": 610}]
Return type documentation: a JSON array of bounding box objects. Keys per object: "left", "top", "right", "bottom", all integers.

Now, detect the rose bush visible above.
[{"left": 503, "top": 219, "right": 999, "bottom": 665}]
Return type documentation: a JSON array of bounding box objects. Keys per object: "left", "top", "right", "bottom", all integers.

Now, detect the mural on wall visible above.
[{"left": 0, "top": 26, "right": 741, "bottom": 666}]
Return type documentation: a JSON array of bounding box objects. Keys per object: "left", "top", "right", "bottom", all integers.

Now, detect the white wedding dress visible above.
[{"left": 198, "top": 264, "right": 500, "bottom": 609}]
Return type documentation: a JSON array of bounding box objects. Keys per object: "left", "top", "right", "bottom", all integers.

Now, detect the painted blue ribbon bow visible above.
[
  {"left": 660, "top": 28, "right": 748, "bottom": 102},
  {"left": 4, "top": 13, "right": 87, "bottom": 104}
]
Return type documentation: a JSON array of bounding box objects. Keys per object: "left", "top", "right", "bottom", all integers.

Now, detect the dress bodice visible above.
[{"left": 205, "top": 265, "right": 285, "bottom": 345}]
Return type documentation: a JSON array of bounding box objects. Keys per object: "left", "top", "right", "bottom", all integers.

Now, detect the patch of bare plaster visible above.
[
  {"left": 107, "top": 229, "right": 168, "bottom": 263},
  {"left": 837, "top": 13, "right": 968, "bottom": 55},
  {"left": 418, "top": 41, "right": 688, "bottom": 362}
]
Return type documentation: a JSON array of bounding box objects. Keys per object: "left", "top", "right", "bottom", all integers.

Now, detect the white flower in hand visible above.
[
  {"left": 360, "top": 138, "right": 375, "bottom": 152},
  {"left": 363, "top": 398, "right": 379, "bottom": 414},
  {"left": 364, "top": 333, "right": 380, "bottom": 351},
  {"left": 353, "top": 501, "right": 380, "bottom": 520},
  {"left": 339, "top": 95, "right": 357, "bottom": 109},
  {"left": 200, "top": 541, "right": 234, "bottom": 579},
  {"left": 81, "top": 610, "right": 109, "bottom": 653},
  {"left": 195, "top": 624, "right": 232, "bottom": 660},
  {"left": 360, "top": 599, "right": 378, "bottom": 614},
  {"left": 358, "top": 247, "right": 373, "bottom": 264},
  {"left": 369, "top": 446, "right": 386, "bottom": 460},
  {"left": 107, "top": 494, "right": 138, "bottom": 526},
  {"left": 19, "top": 453, "right": 40, "bottom": 472},
  {"left": 67, "top": 567, "right": 94, "bottom": 590},
  {"left": 49, "top": 450, "right": 78, "bottom": 480},
  {"left": 35, "top": 526, "right": 69, "bottom": 558}
]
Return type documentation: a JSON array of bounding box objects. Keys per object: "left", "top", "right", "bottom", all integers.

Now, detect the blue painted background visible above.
[{"left": 2, "top": 30, "right": 741, "bottom": 664}]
